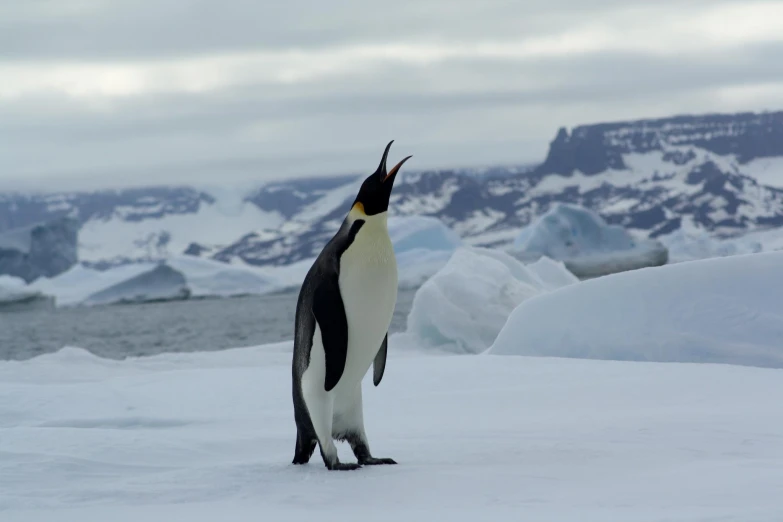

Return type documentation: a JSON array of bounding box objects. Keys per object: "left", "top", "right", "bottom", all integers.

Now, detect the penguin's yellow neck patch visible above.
[{"left": 351, "top": 201, "right": 366, "bottom": 215}]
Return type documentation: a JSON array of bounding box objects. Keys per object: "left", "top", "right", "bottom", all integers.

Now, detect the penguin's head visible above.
[{"left": 351, "top": 140, "right": 412, "bottom": 217}]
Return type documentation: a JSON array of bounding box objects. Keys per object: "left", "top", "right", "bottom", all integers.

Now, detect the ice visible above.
[
  {"left": 388, "top": 215, "right": 462, "bottom": 288},
  {"left": 387, "top": 215, "right": 462, "bottom": 254},
  {"left": 2, "top": 343, "right": 782, "bottom": 521},
  {"left": 27, "top": 257, "right": 279, "bottom": 307},
  {"left": 661, "top": 227, "right": 783, "bottom": 263},
  {"left": 0, "top": 275, "right": 54, "bottom": 311},
  {"left": 405, "top": 247, "right": 578, "bottom": 353},
  {"left": 490, "top": 251, "right": 783, "bottom": 368},
  {"left": 0, "top": 275, "right": 26, "bottom": 292},
  {"left": 28, "top": 263, "right": 155, "bottom": 307},
  {"left": 510, "top": 203, "right": 669, "bottom": 277},
  {"left": 29, "top": 215, "right": 461, "bottom": 306},
  {"left": 395, "top": 248, "right": 456, "bottom": 289},
  {"left": 166, "top": 256, "right": 278, "bottom": 297}
]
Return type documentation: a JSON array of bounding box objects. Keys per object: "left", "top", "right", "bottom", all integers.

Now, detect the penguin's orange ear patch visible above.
[{"left": 352, "top": 202, "right": 366, "bottom": 215}]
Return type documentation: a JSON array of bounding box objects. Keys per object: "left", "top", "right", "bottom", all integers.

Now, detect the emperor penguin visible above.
[{"left": 291, "top": 140, "right": 411, "bottom": 471}]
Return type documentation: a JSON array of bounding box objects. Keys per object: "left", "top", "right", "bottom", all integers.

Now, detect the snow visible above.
[
  {"left": 405, "top": 247, "right": 578, "bottom": 353},
  {"left": 2, "top": 343, "right": 782, "bottom": 521},
  {"left": 294, "top": 179, "right": 361, "bottom": 223},
  {"left": 510, "top": 203, "right": 668, "bottom": 278},
  {"left": 490, "top": 251, "right": 783, "bottom": 369},
  {"left": 77, "top": 197, "right": 284, "bottom": 265},
  {"left": 742, "top": 156, "right": 783, "bottom": 188},
  {"left": 0, "top": 224, "right": 34, "bottom": 254}
]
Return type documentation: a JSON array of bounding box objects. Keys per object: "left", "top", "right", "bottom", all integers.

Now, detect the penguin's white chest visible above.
[{"left": 335, "top": 224, "right": 397, "bottom": 390}]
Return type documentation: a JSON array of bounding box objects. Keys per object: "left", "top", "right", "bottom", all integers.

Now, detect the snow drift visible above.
[
  {"left": 510, "top": 203, "right": 668, "bottom": 278},
  {"left": 405, "top": 247, "right": 578, "bottom": 353},
  {"left": 490, "top": 250, "right": 783, "bottom": 369}
]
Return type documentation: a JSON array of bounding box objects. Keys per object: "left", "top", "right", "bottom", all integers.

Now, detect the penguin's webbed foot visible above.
[
  {"left": 327, "top": 462, "right": 362, "bottom": 471},
  {"left": 359, "top": 457, "right": 397, "bottom": 465}
]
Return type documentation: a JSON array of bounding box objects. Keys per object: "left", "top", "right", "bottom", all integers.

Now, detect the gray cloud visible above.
[{"left": 1, "top": 0, "right": 782, "bottom": 190}]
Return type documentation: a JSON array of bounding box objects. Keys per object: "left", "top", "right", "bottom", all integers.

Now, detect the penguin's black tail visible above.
[{"left": 292, "top": 430, "right": 317, "bottom": 465}]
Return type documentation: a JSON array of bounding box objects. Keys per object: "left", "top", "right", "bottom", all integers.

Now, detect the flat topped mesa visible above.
[{"left": 290, "top": 140, "right": 412, "bottom": 471}]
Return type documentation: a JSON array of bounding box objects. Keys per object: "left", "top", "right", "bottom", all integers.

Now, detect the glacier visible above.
[{"left": 509, "top": 203, "right": 668, "bottom": 278}]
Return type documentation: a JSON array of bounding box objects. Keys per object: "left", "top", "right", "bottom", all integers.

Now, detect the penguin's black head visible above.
[{"left": 351, "top": 140, "right": 412, "bottom": 217}]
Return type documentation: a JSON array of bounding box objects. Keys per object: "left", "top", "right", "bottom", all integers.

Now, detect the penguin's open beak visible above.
[
  {"left": 383, "top": 155, "right": 413, "bottom": 184},
  {"left": 376, "top": 140, "right": 412, "bottom": 184}
]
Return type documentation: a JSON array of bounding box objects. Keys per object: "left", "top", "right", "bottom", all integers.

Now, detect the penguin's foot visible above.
[
  {"left": 359, "top": 457, "right": 397, "bottom": 465},
  {"left": 327, "top": 462, "right": 362, "bottom": 471}
]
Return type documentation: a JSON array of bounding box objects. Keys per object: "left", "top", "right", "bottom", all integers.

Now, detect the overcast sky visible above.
[{"left": 2, "top": 0, "right": 783, "bottom": 190}]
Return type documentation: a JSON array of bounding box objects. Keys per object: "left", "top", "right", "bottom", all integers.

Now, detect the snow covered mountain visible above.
[{"left": 1, "top": 110, "right": 782, "bottom": 269}]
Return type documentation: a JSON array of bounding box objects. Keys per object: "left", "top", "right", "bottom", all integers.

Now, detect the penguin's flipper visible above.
[
  {"left": 313, "top": 273, "right": 349, "bottom": 392},
  {"left": 373, "top": 333, "right": 388, "bottom": 386}
]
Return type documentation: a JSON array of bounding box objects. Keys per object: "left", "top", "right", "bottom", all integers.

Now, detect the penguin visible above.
[{"left": 291, "top": 140, "right": 411, "bottom": 471}]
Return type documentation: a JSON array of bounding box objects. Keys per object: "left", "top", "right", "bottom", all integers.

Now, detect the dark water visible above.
[{"left": 0, "top": 288, "right": 418, "bottom": 361}]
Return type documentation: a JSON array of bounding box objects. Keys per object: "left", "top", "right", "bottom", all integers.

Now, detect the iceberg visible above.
[
  {"left": 82, "top": 264, "right": 191, "bottom": 306},
  {"left": 405, "top": 246, "right": 578, "bottom": 353},
  {"left": 389, "top": 215, "right": 462, "bottom": 288},
  {"left": 660, "top": 227, "right": 783, "bottom": 263},
  {"left": 166, "top": 256, "right": 278, "bottom": 298},
  {"left": 510, "top": 203, "right": 668, "bottom": 278},
  {"left": 0, "top": 275, "right": 55, "bottom": 312},
  {"left": 387, "top": 215, "right": 462, "bottom": 254},
  {"left": 490, "top": 251, "right": 783, "bottom": 369}
]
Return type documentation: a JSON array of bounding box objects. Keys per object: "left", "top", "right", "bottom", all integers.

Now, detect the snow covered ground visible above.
[{"left": 2, "top": 343, "right": 782, "bottom": 521}]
